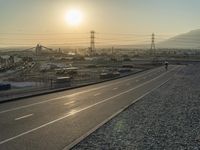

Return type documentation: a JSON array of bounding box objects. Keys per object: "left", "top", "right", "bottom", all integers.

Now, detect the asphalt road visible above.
[{"left": 0, "top": 65, "right": 182, "bottom": 150}]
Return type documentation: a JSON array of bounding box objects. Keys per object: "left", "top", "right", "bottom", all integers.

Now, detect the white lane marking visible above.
[
  {"left": 15, "top": 114, "right": 33, "bottom": 121},
  {"left": 112, "top": 87, "right": 118, "bottom": 90},
  {"left": 0, "top": 67, "right": 171, "bottom": 114},
  {"left": 0, "top": 66, "right": 179, "bottom": 145},
  {"left": 94, "top": 93, "right": 101, "bottom": 97},
  {"left": 64, "top": 101, "right": 74, "bottom": 105}
]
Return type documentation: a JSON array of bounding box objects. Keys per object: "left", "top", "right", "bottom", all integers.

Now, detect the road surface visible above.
[{"left": 0, "top": 65, "right": 182, "bottom": 150}]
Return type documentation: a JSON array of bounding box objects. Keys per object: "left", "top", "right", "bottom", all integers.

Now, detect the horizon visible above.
[{"left": 1, "top": 0, "right": 200, "bottom": 48}]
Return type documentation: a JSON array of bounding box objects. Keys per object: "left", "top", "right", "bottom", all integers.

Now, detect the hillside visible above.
[{"left": 157, "top": 29, "right": 200, "bottom": 49}]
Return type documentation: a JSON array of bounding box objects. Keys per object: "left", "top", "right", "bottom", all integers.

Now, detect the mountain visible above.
[
  {"left": 157, "top": 29, "right": 200, "bottom": 49},
  {"left": 101, "top": 29, "right": 200, "bottom": 49}
]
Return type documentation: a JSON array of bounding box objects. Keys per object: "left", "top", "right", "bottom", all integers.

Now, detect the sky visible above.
[{"left": 0, "top": 0, "right": 200, "bottom": 47}]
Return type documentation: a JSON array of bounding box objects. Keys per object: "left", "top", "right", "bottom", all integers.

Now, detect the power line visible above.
[
  {"left": 0, "top": 32, "right": 88, "bottom": 35},
  {"left": 1, "top": 31, "right": 200, "bottom": 48}
]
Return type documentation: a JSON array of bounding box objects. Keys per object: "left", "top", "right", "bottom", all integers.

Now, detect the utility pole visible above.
[
  {"left": 90, "top": 30, "right": 95, "bottom": 56},
  {"left": 150, "top": 33, "right": 156, "bottom": 55}
]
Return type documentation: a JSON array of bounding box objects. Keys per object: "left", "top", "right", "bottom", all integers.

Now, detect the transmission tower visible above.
[
  {"left": 90, "top": 30, "right": 95, "bottom": 56},
  {"left": 150, "top": 33, "right": 156, "bottom": 55},
  {"left": 36, "top": 44, "right": 42, "bottom": 56}
]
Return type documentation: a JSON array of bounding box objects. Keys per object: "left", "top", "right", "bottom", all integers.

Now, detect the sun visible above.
[{"left": 65, "top": 9, "right": 83, "bottom": 26}]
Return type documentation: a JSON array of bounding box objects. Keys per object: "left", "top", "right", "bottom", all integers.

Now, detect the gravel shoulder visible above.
[{"left": 72, "top": 63, "right": 200, "bottom": 150}]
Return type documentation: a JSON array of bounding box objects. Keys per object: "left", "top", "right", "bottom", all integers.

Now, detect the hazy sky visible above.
[{"left": 0, "top": 0, "right": 200, "bottom": 47}]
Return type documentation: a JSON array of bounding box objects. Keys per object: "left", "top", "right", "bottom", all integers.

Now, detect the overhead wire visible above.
[{"left": 0, "top": 32, "right": 199, "bottom": 48}]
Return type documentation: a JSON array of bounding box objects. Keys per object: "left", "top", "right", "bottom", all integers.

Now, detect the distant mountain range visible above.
[
  {"left": 114, "top": 29, "right": 200, "bottom": 49},
  {"left": 157, "top": 29, "right": 200, "bottom": 49}
]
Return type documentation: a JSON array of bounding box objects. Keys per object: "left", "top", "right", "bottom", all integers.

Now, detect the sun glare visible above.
[{"left": 65, "top": 9, "right": 83, "bottom": 26}]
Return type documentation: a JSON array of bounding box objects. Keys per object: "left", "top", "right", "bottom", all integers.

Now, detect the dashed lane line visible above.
[{"left": 15, "top": 114, "right": 33, "bottom": 121}]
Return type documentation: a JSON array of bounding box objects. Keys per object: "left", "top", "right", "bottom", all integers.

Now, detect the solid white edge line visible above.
[
  {"left": 0, "top": 66, "right": 179, "bottom": 145},
  {"left": 63, "top": 66, "right": 183, "bottom": 150},
  {"left": 0, "top": 66, "right": 165, "bottom": 114}
]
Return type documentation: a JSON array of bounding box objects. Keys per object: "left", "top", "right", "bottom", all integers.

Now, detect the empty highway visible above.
[{"left": 0, "top": 65, "right": 182, "bottom": 150}]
